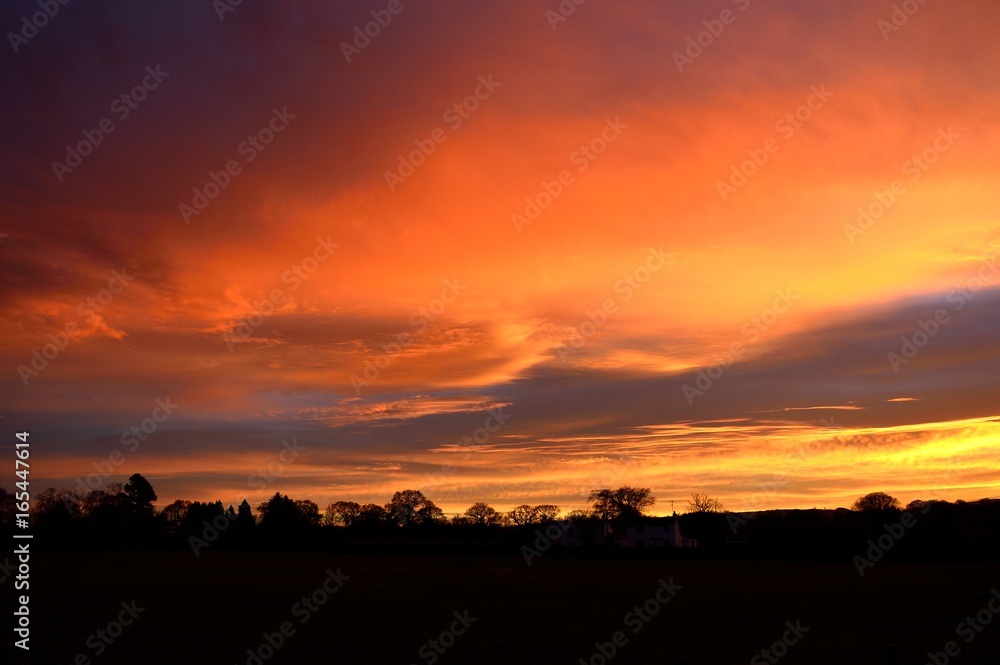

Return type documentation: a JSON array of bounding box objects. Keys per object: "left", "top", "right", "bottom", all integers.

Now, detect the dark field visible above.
[{"left": 22, "top": 548, "right": 1000, "bottom": 664}]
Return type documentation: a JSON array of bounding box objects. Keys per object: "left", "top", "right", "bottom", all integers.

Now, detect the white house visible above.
[{"left": 557, "top": 517, "right": 697, "bottom": 548}]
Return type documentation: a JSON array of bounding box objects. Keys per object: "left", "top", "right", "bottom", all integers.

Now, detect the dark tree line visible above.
[
  {"left": 8, "top": 478, "right": 649, "bottom": 543},
  {"left": 13, "top": 473, "right": 160, "bottom": 537},
  {"left": 7, "top": 478, "right": 998, "bottom": 554}
]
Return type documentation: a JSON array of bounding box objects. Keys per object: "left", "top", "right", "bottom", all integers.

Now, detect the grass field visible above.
[{"left": 23, "top": 548, "right": 1000, "bottom": 664}]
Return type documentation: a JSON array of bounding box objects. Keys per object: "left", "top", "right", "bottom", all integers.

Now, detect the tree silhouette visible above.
[
  {"left": 507, "top": 503, "right": 561, "bottom": 525},
  {"left": 160, "top": 499, "right": 191, "bottom": 526},
  {"left": 295, "top": 499, "right": 321, "bottom": 526},
  {"left": 34, "top": 487, "right": 80, "bottom": 515},
  {"left": 79, "top": 489, "right": 110, "bottom": 517},
  {"left": 33, "top": 488, "right": 82, "bottom": 530},
  {"left": 464, "top": 502, "right": 502, "bottom": 526},
  {"left": 326, "top": 501, "right": 362, "bottom": 527},
  {"left": 257, "top": 493, "right": 312, "bottom": 531},
  {"left": 236, "top": 499, "right": 255, "bottom": 528},
  {"left": 18, "top": 469, "right": 1000, "bottom": 554},
  {"left": 533, "top": 504, "right": 560, "bottom": 522},
  {"left": 81, "top": 485, "right": 130, "bottom": 530},
  {"left": 852, "top": 491, "right": 901, "bottom": 513},
  {"left": 356, "top": 503, "right": 389, "bottom": 526},
  {"left": 588, "top": 486, "right": 655, "bottom": 520},
  {"left": 415, "top": 500, "right": 445, "bottom": 526},
  {"left": 507, "top": 504, "right": 536, "bottom": 526},
  {"left": 688, "top": 492, "right": 724, "bottom": 513},
  {"left": 124, "top": 473, "right": 157, "bottom": 515},
  {"left": 386, "top": 489, "right": 440, "bottom": 526},
  {"left": 183, "top": 501, "right": 226, "bottom": 530},
  {"left": 0, "top": 487, "right": 15, "bottom": 523}
]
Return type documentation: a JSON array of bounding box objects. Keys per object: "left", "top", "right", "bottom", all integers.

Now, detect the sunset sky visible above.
[{"left": 2, "top": 0, "right": 998, "bottom": 516}]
